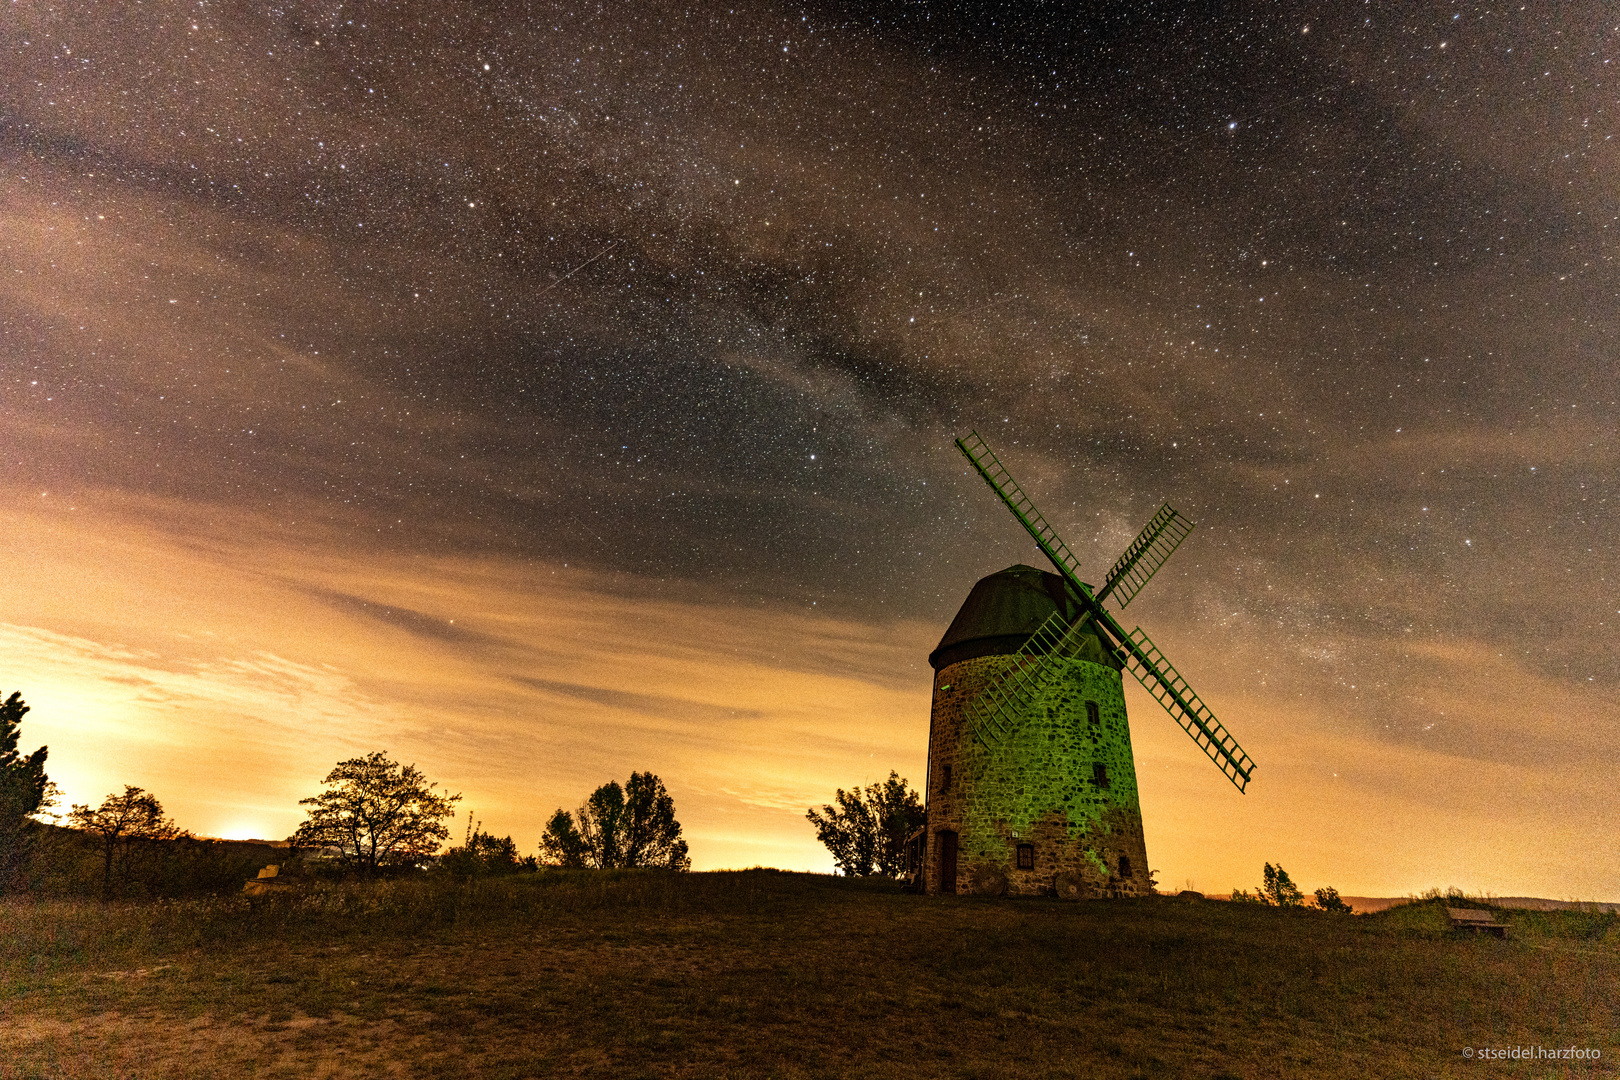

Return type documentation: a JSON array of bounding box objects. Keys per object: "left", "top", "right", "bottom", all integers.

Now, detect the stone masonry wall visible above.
[{"left": 925, "top": 653, "right": 1151, "bottom": 898}]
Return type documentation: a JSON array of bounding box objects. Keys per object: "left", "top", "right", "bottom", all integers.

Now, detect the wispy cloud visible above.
[{"left": 2, "top": 500, "right": 930, "bottom": 867}]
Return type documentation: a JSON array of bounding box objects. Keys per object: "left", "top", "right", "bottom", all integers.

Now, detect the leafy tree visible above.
[
  {"left": 0, "top": 691, "right": 51, "bottom": 892},
  {"left": 31, "top": 780, "right": 63, "bottom": 825},
  {"left": 806, "top": 771, "right": 926, "bottom": 878},
  {"left": 1257, "top": 862, "right": 1305, "bottom": 907},
  {"left": 292, "top": 751, "right": 460, "bottom": 876},
  {"left": 67, "top": 786, "right": 183, "bottom": 900},
  {"left": 539, "top": 807, "right": 588, "bottom": 868},
  {"left": 1315, "top": 885, "right": 1353, "bottom": 913},
  {"left": 808, "top": 787, "right": 876, "bottom": 876},
  {"left": 540, "top": 772, "right": 690, "bottom": 871},
  {"left": 868, "top": 772, "right": 926, "bottom": 879},
  {"left": 620, "top": 771, "right": 690, "bottom": 870},
  {"left": 469, "top": 831, "right": 525, "bottom": 872},
  {"left": 1, "top": 693, "right": 49, "bottom": 813},
  {"left": 576, "top": 780, "right": 626, "bottom": 867}
]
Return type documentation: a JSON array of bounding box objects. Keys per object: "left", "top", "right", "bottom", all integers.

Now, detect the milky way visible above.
[{"left": 3, "top": 2, "right": 1616, "bottom": 893}]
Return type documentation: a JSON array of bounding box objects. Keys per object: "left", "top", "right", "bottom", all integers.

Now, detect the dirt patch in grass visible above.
[{"left": 2, "top": 871, "right": 1615, "bottom": 1078}]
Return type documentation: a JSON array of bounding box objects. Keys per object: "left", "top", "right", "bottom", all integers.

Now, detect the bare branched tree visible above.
[
  {"left": 67, "top": 786, "right": 183, "bottom": 900},
  {"left": 292, "top": 752, "right": 460, "bottom": 876}
]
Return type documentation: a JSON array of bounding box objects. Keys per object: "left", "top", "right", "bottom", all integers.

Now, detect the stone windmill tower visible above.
[{"left": 923, "top": 432, "right": 1255, "bottom": 898}]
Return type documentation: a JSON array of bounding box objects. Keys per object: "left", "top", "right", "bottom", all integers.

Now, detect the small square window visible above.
[
  {"left": 1016, "top": 844, "right": 1035, "bottom": 870},
  {"left": 1086, "top": 700, "right": 1101, "bottom": 725},
  {"left": 1093, "top": 761, "right": 1110, "bottom": 788}
]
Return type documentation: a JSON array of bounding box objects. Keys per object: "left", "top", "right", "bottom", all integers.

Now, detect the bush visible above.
[
  {"left": 1259, "top": 862, "right": 1305, "bottom": 907},
  {"left": 438, "top": 828, "right": 535, "bottom": 879},
  {"left": 1315, "top": 886, "right": 1353, "bottom": 913}
]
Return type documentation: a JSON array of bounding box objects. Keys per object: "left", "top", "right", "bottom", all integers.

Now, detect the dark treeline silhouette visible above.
[
  {"left": 3, "top": 690, "right": 695, "bottom": 899},
  {"left": 23, "top": 820, "right": 294, "bottom": 900},
  {"left": 438, "top": 814, "right": 537, "bottom": 878},
  {"left": 0, "top": 690, "right": 293, "bottom": 899}
]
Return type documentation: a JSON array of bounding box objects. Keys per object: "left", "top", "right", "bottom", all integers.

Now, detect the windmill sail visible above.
[
  {"left": 960, "top": 610, "right": 1088, "bottom": 747},
  {"left": 1097, "top": 503, "right": 1194, "bottom": 609},
  {"left": 955, "top": 431, "right": 1255, "bottom": 793},
  {"left": 1122, "top": 627, "right": 1255, "bottom": 789},
  {"left": 955, "top": 432, "right": 1092, "bottom": 585}
]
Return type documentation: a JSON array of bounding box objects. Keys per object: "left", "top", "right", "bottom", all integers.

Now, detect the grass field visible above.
[{"left": 2, "top": 870, "right": 1615, "bottom": 1079}]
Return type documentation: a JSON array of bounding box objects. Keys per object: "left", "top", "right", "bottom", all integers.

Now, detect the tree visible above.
[
  {"left": 0, "top": 691, "right": 51, "bottom": 892},
  {"left": 540, "top": 772, "right": 690, "bottom": 871},
  {"left": 1314, "top": 885, "right": 1353, "bottom": 913},
  {"left": 1257, "top": 862, "right": 1305, "bottom": 907},
  {"left": 576, "top": 779, "right": 626, "bottom": 868},
  {"left": 539, "top": 807, "right": 588, "bottom": 868},
  {"left": 292, "top": 752, "right": 460, "bottom": 876},
  {"left": 621, "top": 771, "right": 690, "bottom": 870},
  {"left": 809, "top": 786, "right": 876, "bottom": 876},
  {"left": 67, "top": 786, "right": 183, "bottom": 900},
  {"left": 806, "top": 771, "right": 926, "bottom": 878}
]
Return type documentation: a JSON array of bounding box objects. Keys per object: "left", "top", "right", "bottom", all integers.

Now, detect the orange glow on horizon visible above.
[{"left": 6, "top": 494, "right": 1618, "bottom": 899}]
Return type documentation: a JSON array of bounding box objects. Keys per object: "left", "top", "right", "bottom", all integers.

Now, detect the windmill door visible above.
[{"left": 938, "top": 830, "right": 958, "bottom": 894}]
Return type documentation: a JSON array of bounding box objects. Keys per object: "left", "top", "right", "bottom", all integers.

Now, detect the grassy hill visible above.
[{"left": 2, "top": 870, "right": 1615, "bottom": 1078}]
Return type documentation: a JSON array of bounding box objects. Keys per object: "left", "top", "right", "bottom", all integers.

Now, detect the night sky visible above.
[{"left": 4, "top": 1, "right": 1616, "bottom": 897}]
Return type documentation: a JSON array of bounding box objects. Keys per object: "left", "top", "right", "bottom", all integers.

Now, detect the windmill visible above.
[{"left": 921, "top": 431, "right": 1254, "bottom": 898}]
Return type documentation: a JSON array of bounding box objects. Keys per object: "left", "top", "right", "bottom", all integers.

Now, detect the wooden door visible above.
[{"left": 938, "top": 829, "right": 958, "bottom": 894}]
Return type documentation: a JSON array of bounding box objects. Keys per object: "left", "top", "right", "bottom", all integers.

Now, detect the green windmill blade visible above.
[
  {"left": 955, "top": 431, "right": 1091, "bottom": 585},
  {"left": 1097, "top": 503, "right": 1195, "bottom": 610},
  {"left": 1121, "top": 626, "right": 1256, "bottom": 790},
  {"left": 955, "top": 431, "right": 1255, "bottom": 793}
]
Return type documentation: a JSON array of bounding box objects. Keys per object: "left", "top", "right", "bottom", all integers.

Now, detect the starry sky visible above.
[{"left": 3, "top": 1, "right": 1616, "bottom": 898}]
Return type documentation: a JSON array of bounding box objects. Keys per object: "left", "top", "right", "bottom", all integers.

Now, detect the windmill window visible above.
[
  {"left": 1118, "top": 855, "right": 1132, "bottom": 879},
  {"left": 1016, "top": 844, "right": 1035, "bottom": 870},
  {"left": 1092, "top": 762, "right": 1110, "bottom": 788},
  {"left": 941, "top": 765, "right": 952, "bottom": 792},
  {"left": 1086, "top": 701, "right": 1100, "bottom": 725}
]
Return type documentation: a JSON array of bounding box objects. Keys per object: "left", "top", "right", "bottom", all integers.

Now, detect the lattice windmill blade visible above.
[
  {"left": 955, "top": 430, "right": 1255, "bottom": 793},
  {"left": 960, "top": 610, "right": 1090, "bottom": 747},
  {"left": 1088, "top": 602, "right": 1255, "bottom": 793},
  {"left": 1096, "top": 504, "right": 1195, "bottom": 610},
  {"left": 1120, "top": 626, "right": 1255, "bottom": 791},
  {"left": 956, "top": 432, "right": 1090, "bottom": 585}
]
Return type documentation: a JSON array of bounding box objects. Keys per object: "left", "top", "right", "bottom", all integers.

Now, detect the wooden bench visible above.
[{"left": 1446, "top": 907, "right": 1508, "bottom": 938}]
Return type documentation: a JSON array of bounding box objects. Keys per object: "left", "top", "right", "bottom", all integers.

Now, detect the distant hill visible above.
[
  {"left": 1199, "top": 892, "right": 1618, "bottom": 913},
  {"left": 1341, "top": 896, "right": 1619, "bottom": 914}
]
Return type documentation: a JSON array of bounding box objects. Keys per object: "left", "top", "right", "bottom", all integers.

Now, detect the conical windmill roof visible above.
[{"left": 929, "top": 565, "right": 1122, "bottom": 672}]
